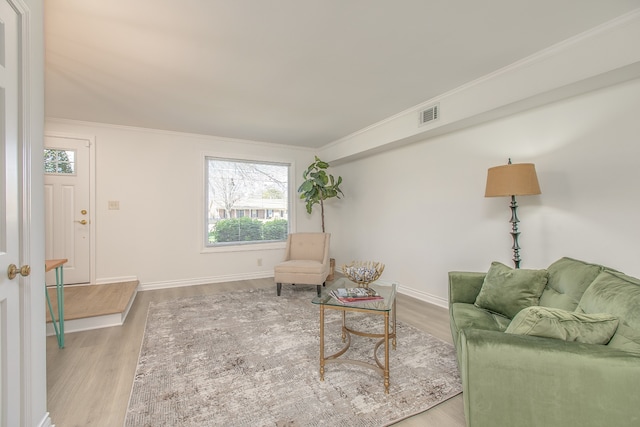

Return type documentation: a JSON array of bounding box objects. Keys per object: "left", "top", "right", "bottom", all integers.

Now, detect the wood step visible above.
[{"left": 45, "top": 281, "right": 139, "bottom": 336}]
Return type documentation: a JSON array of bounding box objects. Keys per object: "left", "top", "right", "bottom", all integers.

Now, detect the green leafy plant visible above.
[
  {"left": 298, "top": 156, "right": 344, "bottom": 232},
  {"left": 213, "top": 217, "right": 263, "bottom": 242},
  {"left": 262, "top": 219, "right": 288, "bottom": 241}
]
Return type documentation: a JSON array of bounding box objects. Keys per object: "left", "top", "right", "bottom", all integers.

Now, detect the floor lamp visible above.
[{"left": 485, "top": 159, "right": 541, "bottom": 269}]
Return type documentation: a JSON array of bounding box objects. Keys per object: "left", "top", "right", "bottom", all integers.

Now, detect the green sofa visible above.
[{"left": 449, "top": 257, "right": 640, "bottom": 427}]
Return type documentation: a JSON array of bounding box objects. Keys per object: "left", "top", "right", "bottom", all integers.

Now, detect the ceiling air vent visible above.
[{"left": 419, "top": 104, "right": 439, "bottom": 126}]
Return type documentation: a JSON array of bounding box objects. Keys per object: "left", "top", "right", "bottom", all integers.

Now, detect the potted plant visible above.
[{"left": 298, "top": 156, "right": 344, "bottom": 279}]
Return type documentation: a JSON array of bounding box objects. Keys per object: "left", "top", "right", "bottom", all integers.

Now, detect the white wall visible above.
[
  {"left": 320, "top": 10, "right": 640, "bottom": 165},
  {"left": 325, "top": 77, "right": 640, "bottom": 306},
  {"left": 43, "top": 120, "right": 321, "bottom": 289},
  {"left": 45, "top": 79, "right": 640, "bottom": 303},
  {"left": 44, "top": 10, "right": 640, "bottom": 304}
]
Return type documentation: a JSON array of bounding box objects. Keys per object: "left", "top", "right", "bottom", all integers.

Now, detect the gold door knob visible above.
[
  {"left": 81, "top": 210, "right": 87, "bottom": 215},
  {"left": 7, "top": 264, "right": 31, "bottom": 280},
  {"left": 75, "top": 219, "right": 88, "bottom": 225}
]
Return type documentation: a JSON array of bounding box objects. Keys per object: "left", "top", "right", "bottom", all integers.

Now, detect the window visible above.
[
  {"left": 44, "top": 148, "right": 76, "bottom": 174},
  {"left": 205, "top": 157, "right": 289, "bottom": 246}
]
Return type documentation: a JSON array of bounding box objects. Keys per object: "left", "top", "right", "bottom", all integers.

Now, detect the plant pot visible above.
[{"left": 327, "top": 258, "right": 336, "bottom": 281}]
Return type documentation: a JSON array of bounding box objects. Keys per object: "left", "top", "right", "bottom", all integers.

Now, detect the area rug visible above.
[{"left": 124, "top": 287, "right": 461, "bottom": 426}]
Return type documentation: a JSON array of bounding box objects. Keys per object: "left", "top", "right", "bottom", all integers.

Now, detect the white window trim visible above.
[{"left": 199, "top": 151, "right": 296, "bottom": 254}]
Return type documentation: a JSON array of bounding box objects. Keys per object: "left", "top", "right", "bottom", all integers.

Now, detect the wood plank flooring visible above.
[
  {"left": 45, "top": 281, "right": 139, "bottom": 321},
  {"left": 46, "top": 278, "right": 465, "bottom": 427}
]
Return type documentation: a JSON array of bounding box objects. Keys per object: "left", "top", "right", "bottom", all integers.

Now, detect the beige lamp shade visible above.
[{"left": 485, "top": 163, "right": 541, "bottom": 197}]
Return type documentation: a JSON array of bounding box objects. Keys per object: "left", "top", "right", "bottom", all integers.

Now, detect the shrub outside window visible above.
[{"left": 205, "top": 157, "right": 289, "bottom": 246}]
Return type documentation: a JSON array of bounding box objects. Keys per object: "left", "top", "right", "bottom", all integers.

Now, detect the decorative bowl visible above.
[{"left": 341, "top": 261, "right": 385, "bottom": 287}]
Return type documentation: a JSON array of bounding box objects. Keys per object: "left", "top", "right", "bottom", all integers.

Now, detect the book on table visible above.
[{"left": 330, "top": 287, "right": 383, "bottom": 303}]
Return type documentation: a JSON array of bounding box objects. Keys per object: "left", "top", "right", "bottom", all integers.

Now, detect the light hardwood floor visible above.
[
  {"left": 45, "top": 281, "right": 138, "bottom": 321},
  {"left": 46, "top": 278, "right": 466, "bottom": 427}
]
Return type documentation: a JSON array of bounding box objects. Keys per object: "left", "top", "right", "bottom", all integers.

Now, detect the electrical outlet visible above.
[
  {"left": 108, "top": 200, "right": 120, "bottom": 210},
  {"left": 257, "top": 258, "right": 262, "bottom": 267}
]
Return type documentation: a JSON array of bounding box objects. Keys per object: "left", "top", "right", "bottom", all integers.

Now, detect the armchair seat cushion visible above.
[
  {"left": 275, "top": 260, "right": 326, "bottom": 277},
  {"left": 275, "top": 261, "right": 328, "bottom": 285},
  {"left": 274, "top": 233, "right": 331, "bottom": 295}
]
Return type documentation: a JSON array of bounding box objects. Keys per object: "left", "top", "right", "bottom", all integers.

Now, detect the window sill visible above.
[{"left": 201, "top": 241, "right": 286, "bottom": 254}]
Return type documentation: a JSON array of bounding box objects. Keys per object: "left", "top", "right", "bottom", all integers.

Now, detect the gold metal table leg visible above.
[
  {"left": 319, "top": 305, "right": 325, "bottom": 381},
  {"left": 392, "top": 297, "right": 397, "bottom": 350},
  {"left": 384, "top": 311, "right": 390, "bottom": 393},
  {"left": 318, "top": 300, "right": 397, "bottom": 393}
]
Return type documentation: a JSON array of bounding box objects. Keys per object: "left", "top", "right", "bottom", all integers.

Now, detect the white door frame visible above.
[
  {"left": 44, "top": 132, "right": 96, "bottom": 284},
  {"left": 7, "top": 0, "right": 50, "bottom": 426},
  {"left": 1, "top": 0, "right": 24, "bottom": 424}
]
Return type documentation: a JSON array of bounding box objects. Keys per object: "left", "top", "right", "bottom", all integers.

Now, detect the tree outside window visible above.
[{"left": 206, "top": 157, "right": 289, "bottom": 245}]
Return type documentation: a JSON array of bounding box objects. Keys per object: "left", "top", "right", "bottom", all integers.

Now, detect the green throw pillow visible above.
[
  {"left": 506, "top": 306, "right": 619, "bottom": 344},
  {"left": 474, "top": 261, "right": 548, "bottom": 319}
]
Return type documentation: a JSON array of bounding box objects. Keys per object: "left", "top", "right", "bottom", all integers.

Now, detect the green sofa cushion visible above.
[
  {"left": 474, "top": 261, "right": 548, "bottom": 319},
  {"left": 451, "top": 303, "right": 511, "bottom": 334},
  {"left": 505, "top": 306, "right": 619, "bottom": 344},
  {"left": 450, "top": 302, "right": 511, "bottom": 354},
  {"left": 539, "top": 257, "right": 603, "bottom": 311},
  {"left": 578, "top": 269, "right": 640, "bottom": 353},
  {"left": 608, "top": 323, "right": 640, "bottom": 354}
]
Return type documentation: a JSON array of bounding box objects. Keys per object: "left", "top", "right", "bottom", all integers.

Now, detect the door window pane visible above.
[{"left": 44, "top": 149, "right": 76, "bottom": 174}]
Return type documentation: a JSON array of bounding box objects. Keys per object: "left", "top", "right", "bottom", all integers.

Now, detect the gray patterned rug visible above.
[{"left": 124, "top": 287, "right": 461, "bottom": 426}]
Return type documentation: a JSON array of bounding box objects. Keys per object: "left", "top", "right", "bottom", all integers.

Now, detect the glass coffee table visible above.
[{"left": 312, "top": 277, "right": 397, "bottom": 393}]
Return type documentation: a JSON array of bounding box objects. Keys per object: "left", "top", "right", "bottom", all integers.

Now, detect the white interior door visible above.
[
  {"left": 0, "top": 1, "right": 23, "bottom": 425},
  {"left": 44, "top": 136, "right": 91, "bottom": 284}
]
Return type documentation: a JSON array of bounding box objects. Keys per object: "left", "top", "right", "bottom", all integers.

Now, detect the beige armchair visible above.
[{"left": 275, "top": 232, "right": 331, "bottom": 296}]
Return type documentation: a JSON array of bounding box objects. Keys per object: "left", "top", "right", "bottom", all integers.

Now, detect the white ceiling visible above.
[{"left": 44, "top": 1, "right": 640, "bottom": 148}]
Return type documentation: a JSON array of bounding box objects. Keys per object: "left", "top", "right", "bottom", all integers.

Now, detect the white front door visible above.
[
  {"left": 0, "top": 1, "right": 24, "bottom": 425},
  {"left": 44, "top": 135, "right": 91, "bottom": 284}
]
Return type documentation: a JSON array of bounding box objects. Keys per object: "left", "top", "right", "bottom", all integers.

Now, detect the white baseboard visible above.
[
  {"left": 397, "top": 284, "right": 449, "bottom": 309},
  {"left": 139, "top": 271, "right": 274, "bottom": 291},
  {"left": 47, "top": 312, "right": 126, "bottom": 336},
  {"left": 38, "top": 412, "right": 53, "bottom": 427},
  {"left": 121, "top": 287, "right": 138, "bottom": 323},
  {"left": 95, "top": 275, "right": 138, "bottom": 285}
]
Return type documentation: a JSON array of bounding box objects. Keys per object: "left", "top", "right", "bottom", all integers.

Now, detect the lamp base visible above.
[{"left": 509, "top": 195, "right": 521, "bottom": 269}]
